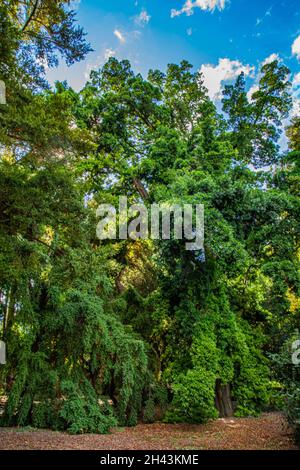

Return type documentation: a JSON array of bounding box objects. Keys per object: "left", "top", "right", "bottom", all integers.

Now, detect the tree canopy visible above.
[{"left": 0, "top": 1, "right": 299, "bottom": 436}]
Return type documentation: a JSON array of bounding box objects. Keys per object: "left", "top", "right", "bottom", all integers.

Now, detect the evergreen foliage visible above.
[{"left": 0, "top": 1, "right": 299, "bottom": 436}]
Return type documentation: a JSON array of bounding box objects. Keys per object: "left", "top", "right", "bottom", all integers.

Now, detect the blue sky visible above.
[{"left": 47, "top": 0, "right": 300, "bottom": 113}]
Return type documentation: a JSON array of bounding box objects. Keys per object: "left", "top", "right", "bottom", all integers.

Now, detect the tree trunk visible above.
[
  {"left": 215, "top": 379, "right": 234, "bottom": 417},
  {"left": 133, "top": 178, "right": 149, "bottom": 200}
]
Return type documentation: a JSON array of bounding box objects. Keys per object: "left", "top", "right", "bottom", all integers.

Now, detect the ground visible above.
[{"left": 0, "top": 413, "right": 298, "bottom": 450}]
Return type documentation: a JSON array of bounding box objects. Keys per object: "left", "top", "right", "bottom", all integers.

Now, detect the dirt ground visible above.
[{"left": 0, "top": 412, "right": 298, "bottom": 450}]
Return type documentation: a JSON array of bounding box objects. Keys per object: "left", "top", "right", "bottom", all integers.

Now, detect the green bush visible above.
[
  {"left": 143, "top": 398, "right": 156, "bottom": 423},
  {"left": 271, "top": 335, "right": 300, "bottom": 443},
  {"left": 165, "top": 367, "right": 218, "bottom": 423}
]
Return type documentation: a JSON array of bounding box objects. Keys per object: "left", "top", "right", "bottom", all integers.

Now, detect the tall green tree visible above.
[
  {"left": 222, "top": 61, "right": 292, "bottom": 166},
  {"left": 0, "top": 3, "right": 149, "bottom": 432},
  {"left": 1, "top": 1, "right": 299, "bottom": 430},
  {"left": 75, "top": 58, "right": 299, "bottom": 422}
]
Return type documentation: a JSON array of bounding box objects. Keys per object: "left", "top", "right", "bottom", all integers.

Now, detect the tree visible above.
[
  {"left": 2, "top": 0, "right": 91, "bottom": 80},
  {"left": 222, "top": 61, "right": 292, "bottom": 167},
  {"left": 0, "top": 3, "right": 149, "bottom": 432},
  {"left": 75, "top": 58, "right": 298, "bottom": 421},
  {"left": 287, "top": 117, "right": 300, "bottom": 151},
  {"left": 1, "top": 5, "right": 299, "bottom": 430}
]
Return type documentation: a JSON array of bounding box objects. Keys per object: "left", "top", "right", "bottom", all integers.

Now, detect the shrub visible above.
[{"left": 164, "top": 367, "right": 218, "bottom": 423}]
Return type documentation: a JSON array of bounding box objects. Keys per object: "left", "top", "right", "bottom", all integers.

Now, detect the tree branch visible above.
[
  {"left": 133, "top": 178, "right": 149, "bottom": 200},
  {"left": 21, "top": 0, "right": 41, "bottom": 33}
]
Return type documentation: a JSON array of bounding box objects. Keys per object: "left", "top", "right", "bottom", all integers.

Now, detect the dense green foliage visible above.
[
  {"left": 271, "top": 333, "right": 300, "bottom": 443},
  {"left": 270, "top": 118, "right": 300, "bottom": 442},
  {"left": 0, "top": 1, "right": 299, "bottom": 435}
]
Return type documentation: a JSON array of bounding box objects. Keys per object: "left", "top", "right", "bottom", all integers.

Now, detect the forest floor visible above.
[{"left": 0, "top": 412, "right": 298, "bottom": 450}]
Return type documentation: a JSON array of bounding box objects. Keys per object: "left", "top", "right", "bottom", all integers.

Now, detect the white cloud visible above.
[
  {"left": 104, "top": 48, "right": 116, "bottom": 61},
  {"left": 255, "top": 7, "right": 272, "bottom": 27},
  {"left": 114, "top": 29, "right": 126, "bottom": 44},
  {"left": 262, "top": 53, "right": 280, "bottom": 65},
  {"left": 84, "top": 59, "right": 100, "bottom": 79},
  {"left": 70, "top": 0, "right": 81, "bottom": 10},
  {"left": 292, "top": 35, "right": 300, "bottom": 60},
  {"left": 291, "top": 98, "right": 300, "bottom": 117},
  {"left": 85, "top": 48, "right": 117, "bottom": 79},
  {"left": 291, "top": 72, "right": 300, "bottom": 117},
  {"left": 293, "top": 72, "right": 300, "bottom": 86},
  {"left": 131, "top": 30, "right": 141, "bottom": 39},
  {"left": 135, "top": 9, "right": 151, "bottom": 25},
  {"left": 171, "top": 0, "right": 227, "bottom": 18},
  {"left": 265, "top": 6, "right": 272, "bottom": 16},
  {"left": 200, "top": 58, "right": 255, "bottom": 100},
  {"left": 247, "top": 84, "right": 259, "bottom": 101}
]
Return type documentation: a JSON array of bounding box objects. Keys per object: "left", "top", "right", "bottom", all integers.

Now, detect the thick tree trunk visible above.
[{"left": 215, "top": 379, "right": 234, "bottom": 417}]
